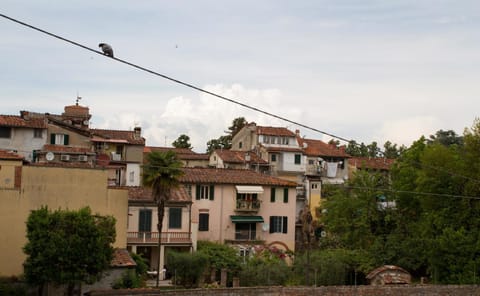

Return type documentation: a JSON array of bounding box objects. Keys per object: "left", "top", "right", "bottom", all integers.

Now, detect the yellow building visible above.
[{"left": 0, "top": 150, "right": 128, "bottom": 276}]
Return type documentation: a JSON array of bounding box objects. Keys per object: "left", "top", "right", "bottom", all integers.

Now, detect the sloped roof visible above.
[
  {"left": 0, "top": 115, "right": 46, "bottom": 128},
  {"left": 144, "top": 146, "right": 209, "bottom": 160},
  {"left": 257, "top": 126, "right": 296, "bottom": 137},
  {"left": 128, "top": 186, "right": 191, "bottom": 203},
  {"left": 298, "top": 138, "right": 350, "bottom": 158},
  {"left": 42, "top": 144, "right": 94, "bottom": 154},
  {"left": 180, "top": 167, "right": 297, "bottom": 187},
  {"left": 111, "top": 249, "right": 136, "bottom": 268},
  {"left": 214, "top": 149, "right": 268, "bottom": 164},
  {"left": 91, "top": 129, "right": 145, "bottom": 145},
  {"left": 0, "top": 149, "right": 24, "bottom": 160},
  {"left": 349, "top": 157, "right": 395, "bottom": 171}
]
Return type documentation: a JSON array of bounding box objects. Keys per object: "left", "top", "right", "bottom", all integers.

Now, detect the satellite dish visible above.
[
  {"left": 46, "top": 152, "right": 54, "bottom": 161},
  {"left": 321, "top": 231, "right": 327, "bottom": 238}
]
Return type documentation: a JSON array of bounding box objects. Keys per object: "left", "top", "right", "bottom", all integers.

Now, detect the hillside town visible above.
[{"left": 0, "top": 102, "right": 394, "bottom": 289}]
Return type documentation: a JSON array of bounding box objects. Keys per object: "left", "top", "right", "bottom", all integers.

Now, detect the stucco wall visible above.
[
  {"left": 0, "top": 128, "right": 46, "bottom": 161},
  {"left": 0, "top": 165, "right": 128, "bottom": 276}
]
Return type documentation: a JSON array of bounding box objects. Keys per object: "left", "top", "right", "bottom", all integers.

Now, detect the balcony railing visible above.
[
  {"left": 235, "top": 200, "right": 261, "bottom": 212},
  {"left": 127, "top": 231, "right": 191, "bottom": 244}
]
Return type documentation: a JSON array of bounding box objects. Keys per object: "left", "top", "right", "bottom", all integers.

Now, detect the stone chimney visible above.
[{"left": 134, "top": 127, "right": 142, "bottom": 139}]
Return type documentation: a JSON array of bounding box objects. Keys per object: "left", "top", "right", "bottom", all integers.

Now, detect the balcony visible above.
[
  {"left": 235, "top": 200, "right": 261, "bottom": 212},
  {"left": 127, "top": 231, "right": 191, "bottom": 245}
]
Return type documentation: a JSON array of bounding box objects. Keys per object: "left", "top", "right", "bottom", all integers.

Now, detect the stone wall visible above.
[{"left": 86, "top": 285, "right": 480, "bottom": 296}]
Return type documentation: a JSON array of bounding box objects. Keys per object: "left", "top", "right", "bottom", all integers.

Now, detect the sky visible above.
[{"left": 1, "top": 1, "right": 479, "bottom": 152}]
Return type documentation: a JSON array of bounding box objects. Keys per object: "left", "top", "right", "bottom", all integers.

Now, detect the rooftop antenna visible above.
[{"left": 76, "top": 92, "right": 82, "bottom": 105}]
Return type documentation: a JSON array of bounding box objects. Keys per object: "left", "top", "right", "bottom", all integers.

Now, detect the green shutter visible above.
[
  {"left": 196, "top": 185, "right": 200, "bottom": 200},
  {"left": 283, "top": 188, "right": 288, "bottom": 203},
  {"left": 269, "top": 216, "right": 274, "bottom": 233},
  {"left": 50, "top": 134, "right": 55, "bottom": 144},
  {"left": 209, "top": 185, "right": 214, "bottom": 200},
  {"left": 270, "top": 188, "right": 276, "bottom": 202},
  {"left": 64, "top": 134, "right": 69, "bottom": 145},
  {"left": 282, "top": 216, "right": 288, "bottom": 233}
]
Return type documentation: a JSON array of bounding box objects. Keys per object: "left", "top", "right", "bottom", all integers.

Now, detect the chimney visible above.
[
  {"left": 295, "top": 129, "right": 300, "bottom": 137},
  {"left": 134, "top": 127, "right": 142, "bottom": 139}
]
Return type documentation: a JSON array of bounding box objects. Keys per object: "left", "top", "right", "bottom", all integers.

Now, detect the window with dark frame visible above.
[
  {"left": 199, "top": 213, "right": 209, "bottom": 231},
  {"left": 168, "top": 208, "right": 182, "bottom": 229},
  {"left": 269, "top": 216, "right": 288, "bottom": 233},
  {"left": 33, "top": 128, "right": 43, "bottom": 138},
  {"left": 294, "top": 154, "right": 301, "bottom": 164},
  {"left": 0, "top": 127, "right": 11, "bottom": 138}
]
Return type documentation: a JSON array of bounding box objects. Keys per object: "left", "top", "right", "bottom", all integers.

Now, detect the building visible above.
[
  {"left": 144, "top": 146, "right": 209, "bottom": 168},
  {"left": 183, "top": 167, "right": 298, "bottom": 255},
  {"left": 0, "top": 150, "right": 128, "bottom": 276},
  {"left": 126, "top": 186, "right": 194, "bottom": 271},
  {"left": 209, "top": 149, "right": 269, "bottom": 173}
]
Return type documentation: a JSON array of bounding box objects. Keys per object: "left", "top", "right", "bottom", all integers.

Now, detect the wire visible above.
[
  {"left": 345, "top": 186, "right": 480, "bottom": 201},
  {"left": 2, "top": 13, "right": 480, "bottom": 187},
  {"left": 0, "top": 12, "right": 351, "bottom": 143}
]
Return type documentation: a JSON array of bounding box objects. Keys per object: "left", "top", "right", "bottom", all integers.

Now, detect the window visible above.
[
  {"left": 50, "top": 133, "right": 69, "bottom": 145},
  {"left": 282, "top": 137, "right": 289, "bottom": 145},
  {"left": 199, "top": 213, "right": 209, "bottom": 231},
  {"left": 169, "top": 208, "right": 182, "bottom": 229},
  {"left": 263, "top": 136, "right": 270, "bottom": 144},
  {"left": 271, "top": 154, "right": 277, "bottom": 162},
  {"left": 269, "top": 216, "right": 288, "bottom": 233},
  {"left": 271, "top": 187, "right": 288, "bottom": 203},
  {"left": 308, "top": 159, "right": 315, "bottom": 165},
  {"left": 33, "top": 128, "right": 43, "bottom": 138},
  {"left": 138, "top": 209, "right": 152, "bottom": 238},
  {"left": 0, "top": 127, "right": 11, "bottom": 138},
  {"left": 129, "top": 171, "right": 135, "bottom": 183},
  {"left": 294, "top": 154, "right": 301, "bottom": 164},
  {"left": 196, "top": 185, "right": 214, "bottom": 200},
  {"left": 236, "top": 193, "right": 259, "bottom": 209},
  {"left": 239, "top": 142, "right": 243, "bottom": 149}
]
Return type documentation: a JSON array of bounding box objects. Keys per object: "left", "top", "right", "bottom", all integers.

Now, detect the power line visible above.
[
  {"left": 0, "top": 12, "right": 352, "bottom": 143},
  {"left": 2, "top": 13, "right": 480, "bottom": 187}
]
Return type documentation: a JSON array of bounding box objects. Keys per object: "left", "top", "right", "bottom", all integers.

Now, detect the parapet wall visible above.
[{"left": 86, "top": 285, "right": 480, "bottom": 296}]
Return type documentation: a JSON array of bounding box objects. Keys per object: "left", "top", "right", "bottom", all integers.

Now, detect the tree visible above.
[
  {"left": 143, "top": 150, "right": 184, "bottom": 287},
  {"left": 23, "top": 206, "right": 116, "bottom": 296},
  {"left": 206, "top": 117, "right": 247, "bottom": 153},
  {"left": 172, "top": 134, "right": 192, "bottom": 149}
]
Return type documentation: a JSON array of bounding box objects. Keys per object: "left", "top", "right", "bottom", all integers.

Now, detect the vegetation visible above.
[
  {"left": 112, "top": 252, "right": 148, "bottom": 289},
  {"left": 206, "top": 117, "right": 247, "bottom": 153},
  {"left": 167, "top": 250, "right": 208, "bottom": 288},
  {"left": 143, "top": 150, "right": 184, "bottom": 287},
  {"left": 172, "top": 134, "right": 193, "bottom": 149},
  {"left": 23, "top": 207, "right": 116, "bottom": 295},
  {"left": 317, "top": 120, "right": 480, "bottom": 284}
]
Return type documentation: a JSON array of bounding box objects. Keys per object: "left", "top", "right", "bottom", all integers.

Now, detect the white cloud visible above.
[{"left": 376, "top": 116, "right": 440, "bottom": 147}]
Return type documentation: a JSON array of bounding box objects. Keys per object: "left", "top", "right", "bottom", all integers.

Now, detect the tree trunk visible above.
[{"left": 156, "top": 198, "right": 165, "bottom": 287}]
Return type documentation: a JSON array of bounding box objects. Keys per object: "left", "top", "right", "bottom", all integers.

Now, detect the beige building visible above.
[
  {"left": 184, "top": 167, "right": 298, "bottom": 253},
  {"left": 144, "top": 146, "right": 209, "bottom": 168},
  {"left": 0, "top": 150, "right": 128, "bottom": 276}
]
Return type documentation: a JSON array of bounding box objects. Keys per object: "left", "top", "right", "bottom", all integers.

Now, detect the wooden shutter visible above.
[
  {"left": 50, "top": 134, "right": 55, "bottom": 144},
  {"left": 209, "top": 185, "right": 214, "bottom": 200},
  {"left": 196, "top": 185, "right": 200, "bottom": 200},
  {"left": 270, "top": 188, "right": 276, "bottom": 202},
  {"left": 283, "top": 188, "right": 288, "bottom": 203},
  {"left": 64, "top": 134, "right": 69, "bottom": 145},
  {"left": 282, "top": 216, "right": 288, "bottom": 233},
  {"left": 269, "top": 216, "right": 274, "bottom": 233}
]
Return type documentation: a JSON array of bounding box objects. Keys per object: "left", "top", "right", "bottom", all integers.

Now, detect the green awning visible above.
[{"left": 230, "top": 215, "right": 264, "bottom": 223}]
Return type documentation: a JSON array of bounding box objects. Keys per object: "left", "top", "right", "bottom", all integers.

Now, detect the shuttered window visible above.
[{"left": 168, "top": 208, "right": 182, "bottom": 229}]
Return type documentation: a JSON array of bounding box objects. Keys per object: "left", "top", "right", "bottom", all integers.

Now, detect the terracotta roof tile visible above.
[
  {"left": 265, "top": 146, "right": 304, "bottom": 153},
  {"left": 214, "top": 150, "right": 268, "bottom": 164},
  {"left": 144, "top": 146, "right": 209, "bottom": 161},
  {"left": 0, "top": 115, "right": 46, "bottom": 128},
  {"left": 128, "top": 186, "right": 191, "bottom": 203},
  {"left": 180, "top": 167, "right": 297, "bottom": 186},
  {"left": 349, "top": 157, "right": 395, "bottom": 171},
  {"left": 42, "top": 144, "right": 94, "bottom": 153},
  {"left": 0, "top": 149, "right": 24, "bottom": 160},
  {"left": 91, "top": 129, "right": 145, "bottom": 145},
  {"left": 257, "top": 126, "right": 296, "bottom": 137},
  {"left": 298, "top": 138, "right": 350, "bottom": 158},
  {"left": 29, "top": 162, "right": 95, "bottom": 169},
  {"left": 111, "top": 249, "right": 136, "bottom": 268}
]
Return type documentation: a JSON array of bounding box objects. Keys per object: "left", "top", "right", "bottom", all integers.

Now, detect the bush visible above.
[{"left": 167, "top": 250, "right": 208, "bottom": 288}]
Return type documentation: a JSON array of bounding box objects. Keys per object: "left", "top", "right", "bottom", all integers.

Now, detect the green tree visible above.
[
  {"left": 143, "top": 151, "right": 184, "bottom": 287},
  {"left": 172, "top": 134, "right": 192, "bottom": 149},
  {"left": 206, "top": 117, "right": 247, "bottom": 153},
  {"left": 23, "top": 207, "right": 116, "bottom": 296},
  {"left": 167, "top": 250, "right": 208, "bottom": 288}
]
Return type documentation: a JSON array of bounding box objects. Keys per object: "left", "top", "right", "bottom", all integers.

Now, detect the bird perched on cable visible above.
[{"left": 98, "top": 43, "right": 114, "bottom": 57}]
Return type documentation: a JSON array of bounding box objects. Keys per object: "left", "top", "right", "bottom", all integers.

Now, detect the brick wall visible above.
[{"left": 85, "top": 285, "right": 480, "bottom": 296}]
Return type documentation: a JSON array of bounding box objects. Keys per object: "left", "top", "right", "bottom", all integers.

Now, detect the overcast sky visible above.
[{"left": 1, "top": 1, "right": 479, "bottom": 152}]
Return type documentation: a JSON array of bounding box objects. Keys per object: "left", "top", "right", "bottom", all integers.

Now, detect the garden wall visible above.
[{"left": 86, "top": 285, "right": 480, "bottom": 296}]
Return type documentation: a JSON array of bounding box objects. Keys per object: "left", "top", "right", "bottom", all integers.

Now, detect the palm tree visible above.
[{"left": 143, "top": 150, "right": 184, "bottom": 287}]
